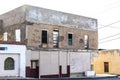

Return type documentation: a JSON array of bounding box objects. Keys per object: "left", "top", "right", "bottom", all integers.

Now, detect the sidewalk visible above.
[{"left": 96, "top": 74, "right": 118, "bottom": 77}]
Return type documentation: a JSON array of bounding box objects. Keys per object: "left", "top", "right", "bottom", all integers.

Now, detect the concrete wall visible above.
[
  {"left": 0, "top": 6, "right": 26, "bottom": 27},
  {"left": 94, "top": 50, "right": 120, "bottom": 75},
  {"left": 0, "top": 5, "right": 97, "bottom": 32},
  {"left": 0, "top": 43, "right": 26, "bottom": 77},
  {"left": 25, "top": 5, "right": 97, "bottom": 31},
  {"left": 40, "top": 51, "right": 59, "bottom": 75},
  {"left": 26, "top": 50, "right": 96, "bottom": 77},
  {"left": 26, "top": 50, "right": 68, "bottom": 77},
  {"left": 70, "top": 52, "right": 91, "bottom": 73},
  {"left": 2, "top": 24, "right": 26, "bottom": 42}
]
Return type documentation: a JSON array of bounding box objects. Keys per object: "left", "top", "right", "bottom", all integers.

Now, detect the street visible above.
[{"left": 0, "top": 77, "right": 120, "bottom": 80}]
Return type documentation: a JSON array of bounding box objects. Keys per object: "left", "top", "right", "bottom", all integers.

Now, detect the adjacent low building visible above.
[
  {"left": 0, "top": 41, "right": 26, "bottom": 77},
  {"left": 94, "top": 49, "right": 120, "bottom": 75},
  {"left": 0, "top": 5, "right": 98, "bottom": 78}
]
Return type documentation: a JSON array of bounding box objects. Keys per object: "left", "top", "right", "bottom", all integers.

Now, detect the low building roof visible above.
[{"left": 0, "top": 41, "right": 25, "bottom": 45}]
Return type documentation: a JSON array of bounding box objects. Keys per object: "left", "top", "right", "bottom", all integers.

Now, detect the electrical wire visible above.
[
  {"left": 99, "top": 36, "right": 120, "bottom": 44},
  {"left": 99, "top": 24, "right": 120, "bottom": 29},
  {"left": 98, "top": 20, "right": 120, "bottom": 29},
  {"left": 99, "top": 33, "right": 120, "bottom": 41}
]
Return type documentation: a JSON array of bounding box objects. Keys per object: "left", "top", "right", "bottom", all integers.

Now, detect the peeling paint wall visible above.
[
  {"left": 0, "top": 5, "right": 97, "bottom": 31},
  {"left": 25, "top": 5, "right": 97, "bottom": 31}
]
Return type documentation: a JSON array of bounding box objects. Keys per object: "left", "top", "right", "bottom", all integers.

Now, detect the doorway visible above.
[
  {"left": 104, "top": 62, "right": 109, "bottom": 73},
  {"left": 31, "top": 60, "right": 39, "bottom": 78}
]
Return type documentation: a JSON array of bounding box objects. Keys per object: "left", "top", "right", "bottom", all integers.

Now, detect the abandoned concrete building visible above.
[{"left": 0, "top": 5, "right": 98, "bottom": 78}]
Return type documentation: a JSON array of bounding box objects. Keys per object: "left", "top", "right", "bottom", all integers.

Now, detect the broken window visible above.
[
  {"left": 42, "top": 30, "right": 48, "bottom": 44},
  {"left": 84, "top": 35, "right": 89, "bottom": 49},
  {"left": 68, "top": 33, "right": 73, "bottom": 45},
  {"left": 53, "top": 30, "right": 59, "bottom": 48}
]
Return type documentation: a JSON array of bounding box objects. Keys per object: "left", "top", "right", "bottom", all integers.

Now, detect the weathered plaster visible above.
[{"left": 25, "top": 5, "right": 97, "bottom": 31}]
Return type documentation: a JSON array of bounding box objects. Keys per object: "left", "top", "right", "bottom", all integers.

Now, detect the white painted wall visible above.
[
  {"left": 26, "top": 50, "right": 96, "bottom": 77},
  {"left": 59, "top": 51, "right": 68, "bottom": 74},
  {"left": 70, "top": 52, "right": 92, "bottom": 73},
  {"left": 40, "top": 51, "right": 59, "bottom": 75},
  {"left": 0, "top": 54, "right": 20, "bottom": 76},
  {"left": 0, "top": 44, "right": 26, "bottom": 77},
  {"left": 26, "top": 50, "right": 68, "bottom": 76}
]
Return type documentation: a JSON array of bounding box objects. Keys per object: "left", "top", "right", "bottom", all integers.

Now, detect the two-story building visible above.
[{"left": 0, "top": 5, "right": 98, "bottom": 78}]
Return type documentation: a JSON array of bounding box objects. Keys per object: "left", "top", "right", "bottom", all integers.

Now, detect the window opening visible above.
[{"left": 4, "top": 57, "right": 14, "bottom": 70}]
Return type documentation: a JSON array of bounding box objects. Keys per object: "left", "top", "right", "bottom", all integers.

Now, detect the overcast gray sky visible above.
[{"left": 0, "top": 0, "right": 120, "bottom": 49}]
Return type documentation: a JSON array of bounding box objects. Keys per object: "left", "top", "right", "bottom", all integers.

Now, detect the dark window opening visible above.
[
  {"left": 42, "top": 30, "right": 48, "bottom": 43},
  {"left": 68, "top": 34, "right": 73, "bottom": 45},
  {"left": 4, "top": 57, "right": 14, "bottom": 70},
  {"left": 104, "top": 62, "right": 109, "bottom": 72}
]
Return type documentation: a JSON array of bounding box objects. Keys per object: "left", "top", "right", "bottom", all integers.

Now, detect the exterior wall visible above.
[
  {"left": 0, "top": 35, "right": 3, "bottom": 41},
  {"left": 40, "top": 51, "right": 59, "bottom": 75},
  {"left": 70, "top": 52, "right": 91, "bottom": 73},
  {"left": 0, "top": 54, "right": 20, "bottom": 76},
  {"left": 26, "top": 23, "right": 98, "bottom": 49},
  {"left": 0, "top": 5, "right": 97, "bottom": 31},
  {"left": 0, "top": 43, "right": 26, "bottom": 77},
  {"left": 2, "top": 24, "right": 26, "bottom": 42},
  {"left": 25, "top": 5, "right": 97, "bottom": 31},
  {"left": 0, "top": 6, "right": 26, "bottom": 27},
  {"left": 26, "top": 50, "right": 69, "bottom": 78},
  {"left": 26, "top": 50, "right": 96, "bottom": 78},
  {"left": 93, "top": 50, "right": 120, "bottom": 75}
]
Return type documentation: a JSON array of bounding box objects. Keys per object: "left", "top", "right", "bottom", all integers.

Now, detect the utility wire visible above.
[
  {"left": 99, "top": 36, "right": 120, "bottom": 44},
  {"left": 99, "top": 32, "right": 120, "bottom": 40},
  {"left": 99, "top": 24, "right": 120, "bottom": 29},
  {"left": 99, "top": 20, "right": 120, "bottom": 29}
]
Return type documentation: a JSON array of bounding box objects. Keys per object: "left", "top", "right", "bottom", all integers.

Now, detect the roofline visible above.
[{"left": 0, "top": 41, "right": 25, "bottom": 45}]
